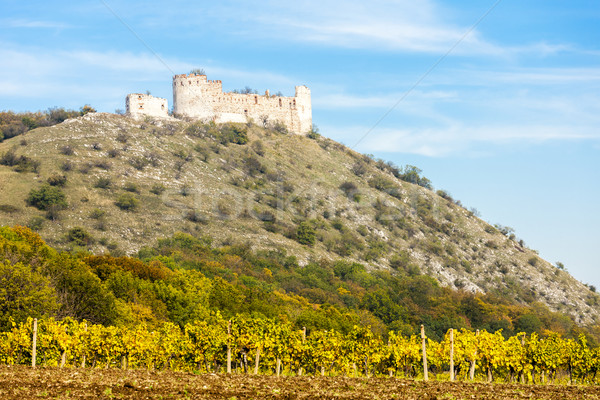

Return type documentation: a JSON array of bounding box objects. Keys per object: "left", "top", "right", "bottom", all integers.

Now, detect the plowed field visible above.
[{"left": 0, "top": 366, "right": 598, "bottom": 399}]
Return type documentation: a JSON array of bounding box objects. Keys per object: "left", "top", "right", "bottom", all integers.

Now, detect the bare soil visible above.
[{"left": 0, "top": 365, "right": 598, "bottom": 399}]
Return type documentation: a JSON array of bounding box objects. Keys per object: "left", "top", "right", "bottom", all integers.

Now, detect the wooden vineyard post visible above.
[
  {"left": 31, "top": 318, "right": 38, "bottom": 368},
  {"left": 469, "top": 329, "right": 479, "bottom": 381},
  {"left": 276, "top": 357, "right": 281, "bottom": 377},
  {"left": 227, "top": 320, "right": 232, "bottom": 374},
  {"left": 60, "top": 326, "right": 68, "bottom": 368},
  {"left": 421, "top": 325, "right": 428, "bottom": 381},
  {"left": 298, "top": 326, "right": 306, "bottom": 376},
  {"left": 449, "top": 328, "right": 454, "bottom": 382},
  {"left": 254, "top": 347, "right": 260, "bottom": 375},
  {"left": 520, "top": 334, "right": 526, "bottom": 384},
  {"left": 81, "top": 323, "right": 87, "bottom": 368}
]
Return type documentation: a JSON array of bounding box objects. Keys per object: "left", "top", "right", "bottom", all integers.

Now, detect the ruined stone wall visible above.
[
  {"left": 126, "top": 93, "right": 169, "bottom": 118},
  {"left": 172, "top": 74, "right": 312, "bottom": 133}
]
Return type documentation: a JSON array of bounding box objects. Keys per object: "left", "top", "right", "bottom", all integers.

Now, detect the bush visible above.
[
  {"left": 59, "top": 145, "right": 74, "bottom": 156},
  {"left": 107, "top": 148, "right": 121, "bottom": 158},
  {"left": 67, "top": 226, "right": 94, "bottom": 246},
  {"left": 89, "top": 208, "right": 106, "bottom": 220},
  {"left": 245, "top": 155, "right": 267, "bottom": 176},
  {"left": 150, "top": 183, "right": 166, "bottom": 195},
  {"left": 94, "top": 177, "right": 112, "bottom": 189},
  {"left": 0, "top": 204, "right": 19, "bottom": 213},
  {"left": 296, "top": 221, "right": 316, "bottom": 246},
  {"left": 351, "top": 160, "right": 367, "bottom": 176},
  {"left": 115, "top": 193, "right": 139, "bottom": 211},
  {"left": 272, "top": 121, "right": 288, "bottom": 135},
  {"left": 129, "top": 156, "right": 149, "bottom": 170},
  {"left": 27, "top": 216, "right": 45, "bottom": 231},
  {"left": 60, "top": 161, "right": 73, "bottom": 172},
  {"left": 47, "top": 174, "right": 67, "bottom": 187},
  {"left": 527, "top": 257, "right": 539, "bottom": 267},
  {"left": 185, "top": 209, "right": 208, "bottom": 223},
  {"left": 0, "top": 149, "right": 40, "bottom": 173},
  {"left": 26, "top": 184, "right": 68, "bottom": 211},
  {"left": 219, "top": 124, "right": 248, "bottom": 145},
  {"left": 123, "top": 182, "right": 139, "bottom": 193}
]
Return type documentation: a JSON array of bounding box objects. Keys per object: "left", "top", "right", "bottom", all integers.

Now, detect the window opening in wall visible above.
[
  {"left": 279, "top": 98, "right": 282, "bottom": 107},
  {"left": 138, "top": 95, "right": 142, "bottom": 100},
  {"left": 254, "top": 96, "right": 258, "bottom": 104}
]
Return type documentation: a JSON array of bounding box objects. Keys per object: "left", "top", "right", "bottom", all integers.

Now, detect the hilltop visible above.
[{"left": 0, "top": 112, "right": 598, "bottom": 327}]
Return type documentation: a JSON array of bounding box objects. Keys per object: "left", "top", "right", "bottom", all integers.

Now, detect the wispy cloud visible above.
[
  {"left": 325, "top": 122, "right": 600, "bottom": 158},
  {"left": 3, "top": 18, "right": 70, "bottom": 29}
]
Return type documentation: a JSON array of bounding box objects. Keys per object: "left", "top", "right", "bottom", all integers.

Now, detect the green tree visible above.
[{"left": 0, "top": 261, "right": 58, "bottom": 329}]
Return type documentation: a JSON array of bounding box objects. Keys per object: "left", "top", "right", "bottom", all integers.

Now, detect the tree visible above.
[
  {"left": 0, "top": 261, "right": 58, "bottom": 330},
  {"left": 190, "top": 68, "right": 206, "bottom": 75}
]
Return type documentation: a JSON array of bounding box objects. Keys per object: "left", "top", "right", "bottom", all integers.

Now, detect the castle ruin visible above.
[
  {"left": 125, "top": 93, "right": 169, "bottom": 118},
  {"left": 126, "top": 74, "right": 312, "bottom": 134}
]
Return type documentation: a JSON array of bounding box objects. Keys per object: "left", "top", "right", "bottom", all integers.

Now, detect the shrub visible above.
[
  {"left": 129, "top": 156, "right": 149, "bottom": 170},
  {"left": 94, "top": 177, "right": 112, "bottom": 189},
  {"left": 0, "top": 149, "right": 40, "bottom": 173},
  {"left": 107, "top": 148, "right": 121, "bottom": 158},
  {"left": 115, "top": 193, "right": 139, "bottom": 211},
  {"left": 26, "top": 184, "right": 68, "bottom": 211},
  {"left": 185, "top": 209, "right": 208, "bottom": 223},
  {"left": 89, "top": 208, "right": 106, "bottom": 220},
  {"left": 116, "top": 132, "right": 129, "bottom": 143},
  {"left": 94, "top": 160, "right": 112, "bottom": 170},
  {"left": 79, "top": 162, "right": 93, "bottom": 174},
  {"left": 272, "top": 121, "right": 288, "bottom": 135},
  {"left": 296, "top": 221, "right": 316, "bottom": 246},
  {"left": 27, "top": 216, "right": 45, "bottom": 231},
  {"left": 0, "top": 204, "right": 19, "bottom": 213},
  {"left": 150, "top": 183, "right": 166, "bottom": 195},
  {"left": 252, "top": 140, "right": 265, "bottom": 156},
  {"left": 527, "top": 257, "right": 539, "bottom": 267},
  {"left": 217, "top": 124, "right": 248, "bottom": 145},
  {"left": 47, "top": 173, "right": 67, "bottom": 187},
  {"left": 60, "top": 160, "right": 73, "bottom": 172},
  {"left": 244, "top": 155, "right": 267, "bottom": 176},
  {"left": 180, "top": 184, "right": 192, "bottom": 196},
  {"left": 67, "top": 227, "right": 94, "bottom": 246},
  {"left": 59, "top": 145, "right": 74, "bottom": 156},
  {"left": 351, "top": 160, "right": 367, "bottom": 176},
  {"left": 123, "top": 182, "right": 139, "bottom": 193}
]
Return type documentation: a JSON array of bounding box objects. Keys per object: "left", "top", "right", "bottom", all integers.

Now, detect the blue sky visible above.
[{"left": 1, "top": 0, "right": 599, "bottom": 291}]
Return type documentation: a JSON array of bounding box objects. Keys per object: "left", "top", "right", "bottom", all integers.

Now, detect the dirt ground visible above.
[{"left": 0, "top": 365, "right": 598, "bottom": 400}]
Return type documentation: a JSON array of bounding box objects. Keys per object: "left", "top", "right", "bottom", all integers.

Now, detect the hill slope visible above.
[{"left": 0, "top": 112, "right": 598, "bottom": 325}]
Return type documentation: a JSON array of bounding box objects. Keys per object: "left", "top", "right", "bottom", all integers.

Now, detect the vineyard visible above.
[{"left": 2, "top": 316, "right": 599, "bottom": 386}]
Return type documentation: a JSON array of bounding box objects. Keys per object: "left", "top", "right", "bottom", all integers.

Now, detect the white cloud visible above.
[
  {"left": 323, "top": 121, "right": 600, "bottom": 158},
  {"left": 2, "top": 18, "right": 70, "bottom": 29}
]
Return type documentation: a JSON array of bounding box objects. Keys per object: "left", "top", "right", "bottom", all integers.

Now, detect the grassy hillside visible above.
[{"left": 0, "top": 112, "right": 598, "bottom": 326}]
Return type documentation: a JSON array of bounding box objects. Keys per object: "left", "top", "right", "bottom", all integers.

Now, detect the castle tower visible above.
[
  {"left": 172, "top": 74, "right": 312, "bottom": 134},
  {"left": 294, "top": 86, "right": 312, "bottom": 134},
  {"left": 125, "top": 93, "right": 168, "bottom": 118}
]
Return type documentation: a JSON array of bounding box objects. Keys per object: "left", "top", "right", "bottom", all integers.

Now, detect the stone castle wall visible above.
[
  {"left": 126, "top": 93, "right": 169, "bottom": 118},
  {"left": 172, "top": 74, "right": 312, "bottom": 134}
]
